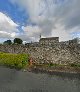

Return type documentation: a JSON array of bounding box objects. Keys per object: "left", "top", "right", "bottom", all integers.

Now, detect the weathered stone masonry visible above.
[{"left": 0, "top": 37, "right": 80, "bottom": 65}]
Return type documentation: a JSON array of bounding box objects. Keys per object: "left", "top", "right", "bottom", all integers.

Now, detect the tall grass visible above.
[{"left": 0, "top": 52, "right": 29, "bottom": 69}]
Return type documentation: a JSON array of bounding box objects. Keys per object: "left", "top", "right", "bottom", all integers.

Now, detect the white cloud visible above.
[
  {"left": 51, "top": 24, "right": 72, "bottom": 41},
  {"left": 0, "top": 12, "right": 19, "bottom": 40},
  {"left": 18, "top": 25, "right": 42, "bottom": 42},
  {"left": 10, "top": 0, "right": 80, "bottom": 41},
  {"left": 11, "top": 32, "right": 16, "bottom": 38},
  {"left": 22, "top": 26, "right": 41, "bottom": 36}
]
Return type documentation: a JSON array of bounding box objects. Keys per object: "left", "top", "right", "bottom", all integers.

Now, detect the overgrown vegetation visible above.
[
  {"left": 0, "top": 52, "right": 29, "bottom": 69},
  {"left": 36, "top": 62, "right": 80, "bottom": 69},
  {"left": 69, "top": 63, "right": 80, "bottom": 67}
]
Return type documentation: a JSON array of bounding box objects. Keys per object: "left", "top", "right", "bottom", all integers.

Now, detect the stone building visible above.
[{"left": 39, "top": 37, "right": 59, "bottom": 46}]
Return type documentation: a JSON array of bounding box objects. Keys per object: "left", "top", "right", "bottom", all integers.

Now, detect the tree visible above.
[
  {"left": 3, "top": 40, "right": 12, "bottom": 45},
  {"left": 14, "top": 38, "right": 23, "bottom": 44}
]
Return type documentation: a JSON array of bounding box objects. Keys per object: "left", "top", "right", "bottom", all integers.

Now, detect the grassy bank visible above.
[
  {"left": 0, "top": 52, "right": 29, "bottom": 69},
  {"left": 32, "top": 63, "right": 80, "bottom": 73}
]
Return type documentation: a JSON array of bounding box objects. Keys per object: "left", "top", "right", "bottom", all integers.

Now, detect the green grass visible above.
[{"left": 0, "top": 52, "right": 29, "bottom": 69}]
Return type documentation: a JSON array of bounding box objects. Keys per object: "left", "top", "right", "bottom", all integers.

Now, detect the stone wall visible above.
[
  {"left": 0, "top": 44, "right": 80, "bottom": 65},
  {"left": 26, "top": 44, "right": 80, "bottom": 65},
  {"left": 0, "top": 44, "right": 26, "bottom": 53}
]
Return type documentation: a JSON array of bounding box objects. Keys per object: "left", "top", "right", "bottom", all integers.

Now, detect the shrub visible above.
[{"left": 0, "top": 52, "right": 29, "bottom": 69}]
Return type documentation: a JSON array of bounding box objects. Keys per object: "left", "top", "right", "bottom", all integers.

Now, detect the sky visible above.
[{"left": 0, "top": 0, "right": 80, "bottom": 43}]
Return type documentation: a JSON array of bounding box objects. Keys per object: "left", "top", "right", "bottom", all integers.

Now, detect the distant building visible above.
[{"left": 39, "top": 37, "right": 59, "bottom": 45}]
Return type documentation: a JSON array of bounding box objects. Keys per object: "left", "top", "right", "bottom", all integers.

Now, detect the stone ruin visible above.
[
  {"left": 25, "top": 37, "right": 80, "bottom": 65},
  {"left": 39, "top": 37, "right": 59, "bottom": 46},
  {"left": 25, "top": 37, "right": 80, "bottom": 47}
]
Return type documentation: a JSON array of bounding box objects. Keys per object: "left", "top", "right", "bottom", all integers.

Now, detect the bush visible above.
[{"left": 0, "top": 52, "right": 29, "bottom": 69}]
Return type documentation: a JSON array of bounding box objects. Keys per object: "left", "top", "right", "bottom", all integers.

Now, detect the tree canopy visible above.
[
  {"left": 3, "top": 40, "right": 12, "bottom": 45},
  {"left": 14, "top": 38, "right": 23, "bottom": 44}
]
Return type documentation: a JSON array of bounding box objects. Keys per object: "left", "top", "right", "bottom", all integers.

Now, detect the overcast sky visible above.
[{"left": 0, "top": 0, "right": 80, "bottom": 43}]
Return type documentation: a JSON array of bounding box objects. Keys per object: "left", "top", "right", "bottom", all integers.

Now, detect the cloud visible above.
[
  {"left": 10, "top": 0, "right": 80, "bottom": 41},
  {"left": 0, "top": 12, "right": 19, "bottom": 40},
  {"left": 17, "top": 25, "right": 42, "bottom": 42},
  {"left": 51, "top": 23, "right": 72, "bottom": 41}
]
